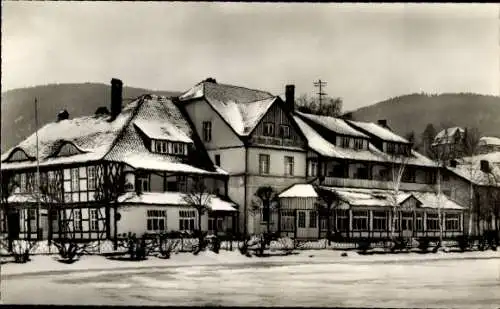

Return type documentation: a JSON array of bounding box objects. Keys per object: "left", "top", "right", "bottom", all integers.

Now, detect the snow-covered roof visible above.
[
  {"left": 278, "top": 184, "right": 318, "bottom": 198},
  {"left": 296, "top": 112, "right": 369, "bottom": 138},
  {"left": 319, "top": 187, "right": 465, "bottom": 210},
  {"left": 346, "top": 120, "right": 409, "bottom": 143},
  {"left": 2, "top": 95, "right": 224, "bottom": 176},
  {"left": 293, "top": 115, "right": 435, "bottom": 167},
  {"left": 433, "top": 127, "right": 464, "bottom": 145},
  {"left": 1, "top": 98, "right": 140, "bottom": 169},
  {"left": 117, "top": 192, "right": 237, "bottom": 211},
  {"left": 133, "top": 119, "right": 193, "bottom": 144},
  {"left": 179, "top": 81, "right": 277, "bottom": 137},
  {"left": 278, "top": 184, "right": 465, "bottom": 210},
  {"left": 446, "top": 152, "right": 500, "bottom": 186},
  {"left": 479, "top": 136, "right": 500, "bottom": 147},
  {"left": 122, "top": 153, "right": 227, "bottom": 175}
]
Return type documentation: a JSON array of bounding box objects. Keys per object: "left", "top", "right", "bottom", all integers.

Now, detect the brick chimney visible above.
[
  {"left": 110, "top": 78, "right": 123, "bottom": 119},
  {"left": 285, "top": 85, "right": 295, "bottom": 111},
  {"left": 480, "top": 160, "right": 490, "bottom": 173},
  {"left": 378, "top": 119, "right": 388, "bottom": 128},
  {"left": 56, "top": 110, "right": 69, "bottom": 122}
]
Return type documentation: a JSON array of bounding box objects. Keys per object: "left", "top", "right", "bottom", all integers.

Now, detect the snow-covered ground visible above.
[{"left": 1, "top": 250, "right": 499, "bottom": 307}]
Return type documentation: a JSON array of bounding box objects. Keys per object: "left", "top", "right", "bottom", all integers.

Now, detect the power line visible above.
[{"left": 313, "top": 79, "right": 327, "bottom": 106}]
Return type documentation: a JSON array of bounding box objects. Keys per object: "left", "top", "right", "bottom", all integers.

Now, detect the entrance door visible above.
[
  {"left": 296, "top": 210, "right": 318, "bottom": 239},
  {"left": 402, "top": 215, "right": 413, "bottom": 237},
  {"left": 7, "top": 210, "right": 20, "bottom": 240}
]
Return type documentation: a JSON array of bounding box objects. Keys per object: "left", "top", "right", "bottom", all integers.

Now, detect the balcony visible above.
[{"left": 322, "top": 176, "right": 434, "bottom": 192}]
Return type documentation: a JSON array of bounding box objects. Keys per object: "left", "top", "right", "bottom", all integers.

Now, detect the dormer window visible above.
[
  {"left": 263, "top": 123, "right": 275, "bottom": 136},
  {"left": 341, "top": 136, "right": 350, "bottom": 148},
  {"left": 152, "top": 140, "right": 188, "bottom": 156},
  {"left": 279, "top": 125, "right": 290, "bottom": 139},
  {"left": 354, "top": 139, "right": 364, "bottom": 150},
  {"left": 3, "top": 148, "right": 33, "bottom": 163}
]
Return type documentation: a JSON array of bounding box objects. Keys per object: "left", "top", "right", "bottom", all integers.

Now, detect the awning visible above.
[
  {"left": 278, "top": 184, "right": 318, "bottom": 198},
  {"left": 117, "top": 191, "right": 237, "bottom": 211}
]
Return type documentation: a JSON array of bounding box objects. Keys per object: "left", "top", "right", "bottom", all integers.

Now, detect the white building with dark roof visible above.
[{"left": 1, "top": 77, "right": 471, "bottom": 243}]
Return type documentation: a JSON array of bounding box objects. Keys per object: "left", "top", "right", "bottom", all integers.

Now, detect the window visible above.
[
  {"left": 71, "top": 168, "right": 79, "bottom": 191},
  {"left": 281, "top": 210, "right": 295, "bottom": 231},
  {"left": 416, "top": 213, "right": 424, "bottom": 231},
  {"left": 179, "top": 210, "right": 196, "bottom": 231},
  {"left": 137, "top": 174, "right": 150, "bottom": 192},
  {"left": 298, "top": 211, "right": 306, "bottom": 228},
  {"left": 90, "top": 209, "right": 99, "bottom": 231},
  {"left": 355, "top": 166, "right": 369, "bottom": 179},
  {"left": 147, "top": 209, "right": 167, "bottom": 232},
  {"left": 88, "top": 166, "right": 96, "bottom": 190},
  {"left": 284, "top": 156, "right": 294, "bottom": 176},
  {"left": 373, "top": 211, "right": 388, "bottom": 231},
  {"left": 259, "top": 154, "right": 270, "bottom": 175},
  {"left": 20, "top": 173, "right": 27, "bottom": 193},
  {"left": 354, "top": 139, "right": 364, "bottom": 150},
  {"left": 172, "top": 143, "right": 185, "bottom": 155},
  {"left": 214, "top": 154, "right": 221, "bottom": 166},
  {"left": 261, "top": 205, "right": 270, "bottom": 223},
  {"left": 445, "top": 214, "right": 460, "bottom": 231},
  {"left": 208, "top": 217, "right": 223, "bottom": 232},
  {"left": 402, "top": 168, "right": 416, "bottom": 183},
  {"left": 336, "top": 209, "right": 349, "bottom": 231},
  {"left": 263, "top": 122, "right": 275, "bottom": 136},
  {"left": 177, "top": 175, "right": 187, "bottom": 192},
  {"left": 73, "top": 209, "right": 82, "bottom": 232},
  {"left": 426, "top": 213, "right": 439, "bottom": 231},
  {"left": 279, "top": 125, "right": 290, "bottom": 138},
  {"left": 309, "top": 161, "right": 318, "bottom": 177},
  {"left": 202, "top": 121, "right": 212, "bottom": 142},
  {"left": 309, "top": 211, "right": 317, "bottom": 228},
  {"left": 341, "top": 137, "right": 350, "bottom": 148},
  {"left": 26, "top": 173, "right": 35, "bottom": 192},
  {"left": 352, "top": 210, "right": 369, "bottom": 231}
]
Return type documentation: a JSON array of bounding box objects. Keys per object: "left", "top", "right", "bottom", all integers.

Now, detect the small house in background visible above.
[
  {"left": 477, "top": 136, "right": 500, "bottom": 155},
  {"left": 431, "top": 127, "right": 465, "bottom": 159}
]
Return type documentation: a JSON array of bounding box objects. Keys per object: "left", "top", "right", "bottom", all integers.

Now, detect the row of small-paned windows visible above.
[
  {"left": 208, "top": 217, "right": 223, "bottom": 231},
  {"left": 179, "top": 210, "right": 196, "bottom": 231},
  {"left": 63, "top": 166, "right": 97, "bottom": 203},
  {"left": 263, "top": 123, "right": 291, "bottom": 139},
  {"left": 147, "top": 210, "right": 167, "bottom": 232},
  {"left": 338, "top": 136, "right": 366, "bottom": 150},
  {"left": 154, "top": 140, "right": 188, "bottom": 156},
  {"left": 259, "top": 154, "right": 295, "bottom": 176},
  {"left": 386, "top": 143, "right": 411, "bottom": 156},
  {"left": 49, "top": 209, "right": 101, "bottom": 233},
  {"left": 136, "top": 174, "right": 193, "bottom": 193}
]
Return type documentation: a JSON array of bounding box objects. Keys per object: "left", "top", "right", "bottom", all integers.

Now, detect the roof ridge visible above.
[{"left": 203, "top": 81, "right": 274, "bottom": 97}]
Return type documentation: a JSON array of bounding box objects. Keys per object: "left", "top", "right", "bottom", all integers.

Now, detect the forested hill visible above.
[
  {"left": 351, "top": 93, "right": 500, "bottom": 143},
  {"left": 1, "top": 83, "right": 181, "bottom": 153}
]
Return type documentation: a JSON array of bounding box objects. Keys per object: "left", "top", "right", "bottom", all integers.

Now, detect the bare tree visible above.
[
  {"left": 182, "top": 177, "right": 212, "bottom": 254},
  {"left": 314, "top": 186, "right": 341, "bottom": 245},
  {"left": 459, "top": 127, "right": 482, "bottom": 236},
  {"left": 254, "top": 186, "right": 279, "bottom": 256},
  {"left": 295, "top": 94, "right": 343, "bottom": 117},
  {"left": 0, "top": 171, "right": 20, "bottom": 252},
  {"left": 388, "top": 154, "right": 410, "bottom": 242}
]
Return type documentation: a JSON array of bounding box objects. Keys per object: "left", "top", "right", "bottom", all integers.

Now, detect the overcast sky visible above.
[{"left": 2, "top": 2, "right": 499, "bottom": 111}]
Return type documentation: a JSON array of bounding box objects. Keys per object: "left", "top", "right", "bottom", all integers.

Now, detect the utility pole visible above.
[
  {"left": 313, "top": 79, "right": 327, "bottom": 107},
  {"left": 34, "top": 98, "right": 41, "bottom": 241}
]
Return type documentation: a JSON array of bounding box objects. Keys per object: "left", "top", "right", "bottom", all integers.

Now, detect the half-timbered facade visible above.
[{"left": 0, "top": 79, "right": 236, "bottom": 243}]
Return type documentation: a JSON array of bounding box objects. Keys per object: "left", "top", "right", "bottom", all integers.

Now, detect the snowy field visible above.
[{"left": 1, "top": 250, "right": 499, "bottom": 307}]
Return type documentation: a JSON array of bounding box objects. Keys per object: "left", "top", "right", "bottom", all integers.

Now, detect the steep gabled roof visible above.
[
  {"left": 104, "top": 95, "right": 219, "bottom": 174},
  {"left": 1, "top": 99, "right": 140, "bottom": 169},
  {"left": 296, "top": 112, "right": 369, "bottom": 138},
  {"left": 293, "top": 114, "right": 434, "bottom": 167},
  {"left": 179, "top": 81, "right": 277, "bottom": 137},
  {"left": 346, "top": 120, "right": 409, "bottom": 143},
  {"left": 433, "top": 127, "right": 464, "bottom": 145},
  {"left": 1, "top": 95, "right": 224, "bottom": 175}
]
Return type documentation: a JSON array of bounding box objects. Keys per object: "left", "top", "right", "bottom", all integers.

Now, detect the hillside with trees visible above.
[
  {"left": 1, "top": 83, "right": 180, "bottom": 152},
  {"left": 351, "top": 93, "right": 500, "bottom": 151}
]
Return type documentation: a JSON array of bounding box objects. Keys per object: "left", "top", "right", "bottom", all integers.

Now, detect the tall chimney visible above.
[
  {"left": 480, "top": 160, "right": 490, "bottom": 173},
  {"left": 111, "top": 78, "right": 123, "bottom": 119},
  {"left": 378, "top": 119, "right": 387, "bottom": 128},
  {"left": 285, "top": 84, "right": 295, "bottom": 111}
]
